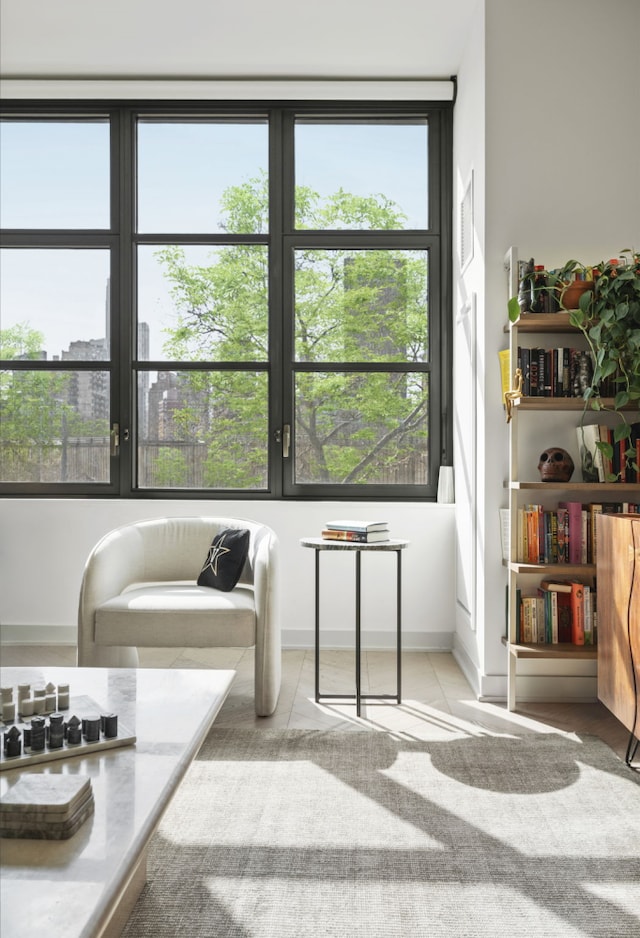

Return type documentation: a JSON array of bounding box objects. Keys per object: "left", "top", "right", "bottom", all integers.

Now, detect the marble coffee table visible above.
[{"left": 0, "top": 666, "right": 234, "bottom": 938}]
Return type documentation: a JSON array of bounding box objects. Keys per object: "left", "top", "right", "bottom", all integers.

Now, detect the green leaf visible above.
[
  {"left": 569, "top": 309, "right": 584, "bottom": 328},
  {"left": 614, "top": 390, "right": 630, "bottom": 409},
  {"left": 597, "top": 441, "right": 614, "bottom": 459},
  {"left": 578, "top": 290, "right": 593, "bottom": 313},
  {"left": 589, "top": 322, "right": 603, "bottom": 343},
  {"left": 507, "top": 296, "right": 520, "bottom": 323},
  {"left": 613, "top": 421, "right": 631, "bottom": 441}
]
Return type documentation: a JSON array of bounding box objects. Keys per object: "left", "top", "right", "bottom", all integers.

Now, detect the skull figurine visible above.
[{"left": 537, "top": 447, "right": 575, "bottom": 482}]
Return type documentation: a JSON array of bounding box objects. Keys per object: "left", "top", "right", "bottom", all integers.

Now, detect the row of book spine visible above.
[
  {"left": 516, "top": 346, "right": 621, "bottom": 398},
  {"left": 516, "top": 502, "right": 640, "bottom": 566},
  {"left": 516, "top": 580, "right": 595, "bottom": 646}
]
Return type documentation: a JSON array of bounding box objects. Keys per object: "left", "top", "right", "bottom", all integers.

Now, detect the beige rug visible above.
[{"left": 123, "top": 729, "right": 640, "bottom": 938}]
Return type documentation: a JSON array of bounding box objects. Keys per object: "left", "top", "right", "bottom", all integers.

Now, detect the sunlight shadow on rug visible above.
[{"left": 122, "top": 730, "right": 640, "bottom": 938}]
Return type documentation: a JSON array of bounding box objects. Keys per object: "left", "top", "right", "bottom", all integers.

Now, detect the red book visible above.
[{"left": 567, "top": 581, "right": 585, "bottom": 645}]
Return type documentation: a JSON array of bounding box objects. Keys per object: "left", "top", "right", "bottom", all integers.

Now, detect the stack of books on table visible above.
[{"left": 321, "top": 520, "right": 390, "bottom": 543}]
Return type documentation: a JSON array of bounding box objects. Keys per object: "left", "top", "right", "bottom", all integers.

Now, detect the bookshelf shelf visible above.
[
  {"left": 502, "top": 637, "right": 597, "bottom": 660},
  {"left": 508, "top": 562, "right": 596, "bottom": 575},
  {"left": 503, "top": 246, "right": 640, "bottom": 712},
  {"left": 503, "top": 312, "right": 575, "bottom": 333},
  {"left": 513, "top": 397, "right": 636, "bottom": 412},
  {"left": 509, "top": 481, "right": 640, "bottom": 492}
]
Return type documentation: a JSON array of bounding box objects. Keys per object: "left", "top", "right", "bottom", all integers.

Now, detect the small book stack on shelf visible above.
[{"left": 321, "top": 520, "right": 390, "bottom": 543}]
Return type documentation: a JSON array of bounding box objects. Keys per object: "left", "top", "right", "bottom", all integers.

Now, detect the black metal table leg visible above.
[
  {"left": 356, "top": 550, "right": 362, "bottom": 717},
  {"left": 397, "top": 548, "right": 402, "bottom": 704},
  {"left": 314, "top": 547, "right": 320, "bottom": 703},
  {"left": 303, "top": 537, "right": 408, "bottom": 715}
]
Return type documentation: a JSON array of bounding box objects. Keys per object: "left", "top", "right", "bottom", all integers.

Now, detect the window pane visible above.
[
  {"left": 137, "top": 370, "right": 268, "bottom": 489},
  {"left": 0, "top": 369, "right": 110, "bottom": 482},
  {"left": 0, "top": 120, "right": 110, "bottom": 229},
  {"left": 294, "top": 371, "right": 429, "bottom": 485},
  {"left": 295, "top": 119, "right": 428, "bottom": 230},
  {"left": 137, "top": 119, "right": 269, "bottom": 233},
  {"left": 294, "top": 249, "right": 428, "bottom": 363},
  {"left": 138, "top": 244, "right": 268, "bottom": 362},
  {"left": 0, "top": 249, "right": 111, "bottom": 361}
]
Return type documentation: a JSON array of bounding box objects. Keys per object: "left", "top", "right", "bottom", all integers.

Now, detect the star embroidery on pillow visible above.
[{"left": 203, "top": 534, "right": 231, "bottom": 576}]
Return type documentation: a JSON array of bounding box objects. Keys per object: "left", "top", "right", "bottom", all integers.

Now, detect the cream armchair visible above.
[{"left": 77, "top": 517, "right": 281, "bottom": 716}]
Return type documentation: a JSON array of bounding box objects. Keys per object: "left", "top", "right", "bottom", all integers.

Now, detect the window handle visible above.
[
  {"left": 274, "top": 424, "right": 291, "bottom": 458},
  {"left": 110, "top": 423, "right": 120, "bottom": 456},
  {"left": 282, "top": 423, "right": 290, "bottom": 458}
]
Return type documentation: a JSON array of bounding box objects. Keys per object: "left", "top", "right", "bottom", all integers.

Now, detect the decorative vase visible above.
[{"left": 560, "top": 280, "right": 594, "bottom": 310}]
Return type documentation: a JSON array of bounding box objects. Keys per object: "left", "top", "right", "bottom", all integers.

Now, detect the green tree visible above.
[
  {"left": 1, "top": 323, "right": 109, "bottom": 482},
  {"left": 154, "top": 174, "right": 429, "bottom": 487}
]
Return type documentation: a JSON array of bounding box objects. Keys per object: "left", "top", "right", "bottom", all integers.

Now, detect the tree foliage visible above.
[
  {"left": 152, "top": 175, "right": 429, "bottom": 487},
  {"left": 1, "top": 323, "right": 109, "bottom": 482}
]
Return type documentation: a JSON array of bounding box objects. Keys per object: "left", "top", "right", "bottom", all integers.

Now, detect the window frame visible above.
[{"left": 0, "top": 100, "right": 452, "bottom": 500}]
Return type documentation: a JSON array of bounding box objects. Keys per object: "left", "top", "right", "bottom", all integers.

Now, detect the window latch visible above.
[
  {"left": 110, "top": 423, "right": 120, "bottom": 456},
  {"left": 274, "top": 424, "right": 291, "bottom": 458}
]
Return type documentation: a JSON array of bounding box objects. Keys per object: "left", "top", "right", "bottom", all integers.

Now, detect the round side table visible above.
[{"left": 300, "top": 537, "right": 409, "bottom": 717}]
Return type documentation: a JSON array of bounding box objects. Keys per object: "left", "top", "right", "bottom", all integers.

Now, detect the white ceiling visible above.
[{"left": 0, "top": 0, "right": 478, "bottom": 79}]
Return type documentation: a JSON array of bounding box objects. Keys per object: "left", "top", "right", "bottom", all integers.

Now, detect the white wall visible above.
[
  {"left": 0, "top": 500, "right": 455, "bottom": 650},
  {"left": 0, "top": 3, "right": 463, "bottom": 657},
  {"left": 451, "top": 0, "right": 485, "bottom": 693}
]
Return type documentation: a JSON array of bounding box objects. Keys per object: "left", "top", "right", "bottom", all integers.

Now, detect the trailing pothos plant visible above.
[{"left": 509, "top": 249, "right": 640, "bottom": 481}]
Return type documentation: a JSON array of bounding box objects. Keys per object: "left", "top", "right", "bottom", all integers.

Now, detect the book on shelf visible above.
[
  {"left": 558, "top": 501, "right": 584, "bottom": 565},
  {"left": 576, "top": 424, "right": 605, "bottom": 482},
  {"left": 537, "top": 585, "right": 557, "bottom": 642},
  {"left": 540, "top": 580, "right": 573, "bottom": 643},
  {"left": 321, "top": 529, "right": 390, "bottom": 543},
  {"left": 324, "top": 520, "right": 389, "bottom": 533},
  {"left": 567, "top": 580, "right": 585, "bottom": 645},
  {"left": 498, "top": 349, "right": 511, "bottom": 400},
  {"left": 583, "top": 584, "right": 594, "bottom": 645},
  {"left": 523, "top": 578, "right": 596, "bottom": 647}
]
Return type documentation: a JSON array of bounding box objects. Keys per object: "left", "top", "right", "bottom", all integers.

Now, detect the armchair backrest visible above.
[{"left": 93, "top": 517, "right": 269, "bottom": 586}]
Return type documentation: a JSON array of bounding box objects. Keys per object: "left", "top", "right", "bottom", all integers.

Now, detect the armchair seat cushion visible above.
[{"left": 95, "top": 582, "right": 256, "bottom": 648}]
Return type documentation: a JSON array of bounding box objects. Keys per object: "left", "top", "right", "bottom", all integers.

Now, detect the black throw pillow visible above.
[{"left": 197, "top": 527, "right": 250, "bottom": 592}]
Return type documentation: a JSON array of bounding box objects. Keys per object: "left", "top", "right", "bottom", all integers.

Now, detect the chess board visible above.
[{"left": 1, "top": 695, "right": 136, "bottom": 772}]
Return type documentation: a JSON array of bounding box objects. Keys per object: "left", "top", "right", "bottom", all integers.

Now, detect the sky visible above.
[{"left": 1, "top": 118, "right": 428, "bottom": 361}]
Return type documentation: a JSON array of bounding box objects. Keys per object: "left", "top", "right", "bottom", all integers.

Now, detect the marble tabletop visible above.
[{"left": 0, "top": 666, "right": 234, "bottom": 938}]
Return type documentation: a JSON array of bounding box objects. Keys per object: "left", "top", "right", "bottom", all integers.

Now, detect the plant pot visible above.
[{"left": 560, "top": 280, "right": 595, "bottom": 311}]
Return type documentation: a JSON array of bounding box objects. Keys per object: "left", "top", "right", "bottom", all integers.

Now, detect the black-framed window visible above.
[{"left": 0, "top": 102, "right": 452, "bottom": 499}]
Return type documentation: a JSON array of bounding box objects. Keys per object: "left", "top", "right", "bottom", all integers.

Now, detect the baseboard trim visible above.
[
  {"left": 1, "top": 624, "right": 455, "bottom": 653},
  {"left": 1, "top": 624, "right": 77, "bottom": 645},
  {"left": 283, "top": 629, "right": 454, "bottom": 651}
]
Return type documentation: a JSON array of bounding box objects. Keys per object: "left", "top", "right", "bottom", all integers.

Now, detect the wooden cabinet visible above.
[{"left": 596, "top": 513, "right": 640, "bottom": 761}]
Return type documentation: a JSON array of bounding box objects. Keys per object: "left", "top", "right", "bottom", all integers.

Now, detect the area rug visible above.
[{"left": 123, "top": 730, "right": 640, "bottom": 938}]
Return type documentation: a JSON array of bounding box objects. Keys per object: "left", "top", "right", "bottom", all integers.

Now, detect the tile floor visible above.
[{"left": 1, "top": 644, "right": 635, "bottom": 765}]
